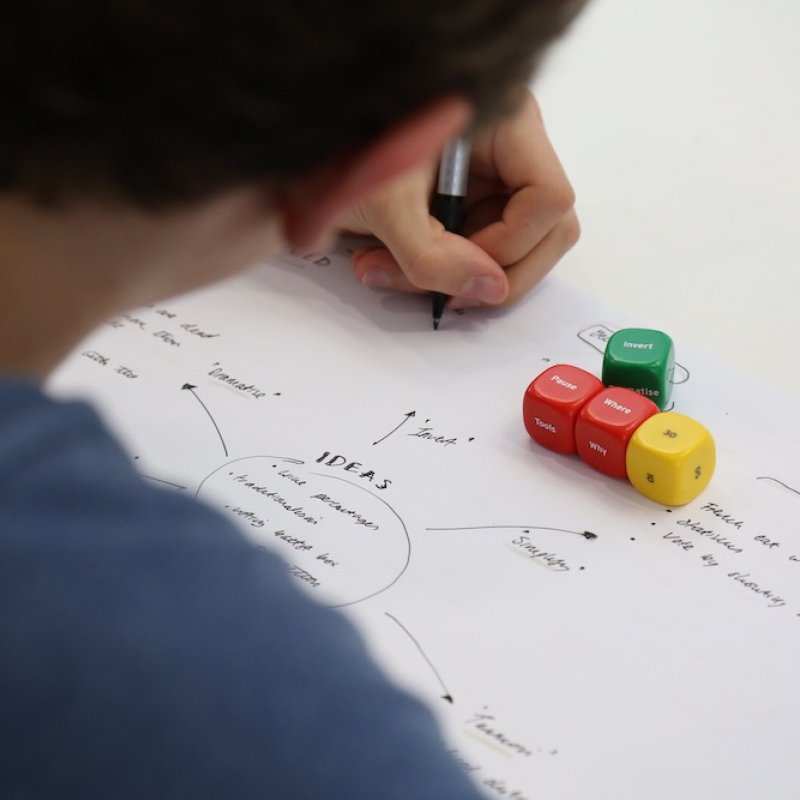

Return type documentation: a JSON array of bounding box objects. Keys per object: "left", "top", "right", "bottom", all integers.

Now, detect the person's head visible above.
[{"left": 0, "top": 0, "right": 586, "bottom": 303}]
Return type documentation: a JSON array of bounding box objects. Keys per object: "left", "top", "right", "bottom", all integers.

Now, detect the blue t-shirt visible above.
[{"left": 0, "top": 378, "right": 483, "bottom": 798}]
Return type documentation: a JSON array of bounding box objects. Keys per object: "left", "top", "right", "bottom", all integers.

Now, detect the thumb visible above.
[{"left": 352, "top": 185, "right": 509, "bottom": 304}]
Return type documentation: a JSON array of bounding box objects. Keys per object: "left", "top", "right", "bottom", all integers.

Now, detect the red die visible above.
[
  {"left": 575, "top": 386, "right": 659, "bottom": 478},
  {"left": 523, "top": 365, "right": 604, "bottom": 454}
]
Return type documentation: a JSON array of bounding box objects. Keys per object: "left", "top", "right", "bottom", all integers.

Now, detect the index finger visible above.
[{"left": 468, "top": 92, "right": 575, "bottom": 266}]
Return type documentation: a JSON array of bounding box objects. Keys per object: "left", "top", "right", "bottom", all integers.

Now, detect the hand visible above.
[{"left": 341, "top": 90, "right": 580, "bottom": 309}]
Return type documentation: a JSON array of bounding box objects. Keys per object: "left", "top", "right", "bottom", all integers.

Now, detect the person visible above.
[{"left": 0, "top": 1, "right": 586, "bottom": 796}]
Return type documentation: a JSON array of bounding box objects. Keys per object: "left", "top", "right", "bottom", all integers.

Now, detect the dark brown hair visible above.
[{"left": 0, "top": 0, "right": 586, "bottom": 207}]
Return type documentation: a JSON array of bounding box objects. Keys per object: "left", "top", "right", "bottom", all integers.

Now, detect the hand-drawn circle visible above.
[{"left": 196, "top": 456, "right": 410, "bottom": 608}]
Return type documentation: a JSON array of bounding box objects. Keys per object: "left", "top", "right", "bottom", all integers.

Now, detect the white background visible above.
[{"left": 534, "top": 0, "right": 800, "bottom": 398}]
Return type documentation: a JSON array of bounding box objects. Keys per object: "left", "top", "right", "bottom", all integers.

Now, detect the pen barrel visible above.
[
  {"left": 436, "top": 137, "right": 471, "bottom": 196},
  {"left": 432, "top": 194, "right": 465, "bottom": 234}
]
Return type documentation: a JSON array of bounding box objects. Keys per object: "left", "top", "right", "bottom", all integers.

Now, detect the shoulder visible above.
[
  {"left": 0, "top": 380, "right": 483, "bottom": 799},
  {"left": 0, "top": 377, "right": 241, "bottom": 549}
]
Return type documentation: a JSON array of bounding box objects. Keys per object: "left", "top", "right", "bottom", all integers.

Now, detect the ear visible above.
[{"left": 278, "top": 97, "right": 472, "bottom": 250}]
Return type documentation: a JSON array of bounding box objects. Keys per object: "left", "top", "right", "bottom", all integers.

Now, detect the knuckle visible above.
[
  {"left": 560, "top": 210, "right": 581, "bottom": 250},
  {"left": 402, "top": 249, "right": 440, "bottom": 288},
  {"left": 518, "top": 89, "right": 541, "bottom": 120},
  {"left": 548, "top": 181, "right": 577, "bottom": 217}
]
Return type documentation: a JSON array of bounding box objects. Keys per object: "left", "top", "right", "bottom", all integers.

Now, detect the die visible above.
[
  {"left": 625, "top": 411, "right": 715, "bottom": 505},
  {"left": 523, "top": 364, "right": 604, "bottom": 454},
  {"left": 602, "top": 328, "right": 674, "bottom": 410},
  {"left": 574, "top": 386, "right": 660, "bottom": 478}
]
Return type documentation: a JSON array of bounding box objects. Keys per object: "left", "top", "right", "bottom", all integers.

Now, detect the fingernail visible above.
[
  {"left": 362, "top": 267, "right": 392, "bottom": 288},
  {"left": 457, "top": 275, "right": 505, "bottom": 303}
]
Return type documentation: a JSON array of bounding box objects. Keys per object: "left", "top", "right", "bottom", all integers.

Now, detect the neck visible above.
[
  {"left": 0, "top": 189, "right": 283, "bottom": 382},
  {"left": 0, "top": 202, "right": 125, "bottom": 381}
]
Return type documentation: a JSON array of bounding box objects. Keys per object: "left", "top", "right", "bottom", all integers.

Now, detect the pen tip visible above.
[{"left": 432, "top": 317, "right": 441, "bottom": 331}]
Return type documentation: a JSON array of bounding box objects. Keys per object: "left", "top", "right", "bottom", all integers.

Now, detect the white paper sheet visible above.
[{"left": 50, "top": 242, "right": 800, "bottom": 800}]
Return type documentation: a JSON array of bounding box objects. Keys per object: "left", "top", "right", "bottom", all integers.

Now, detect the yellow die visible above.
[{"left": 625, "top": 412, "right": 715, "bottom": 506}]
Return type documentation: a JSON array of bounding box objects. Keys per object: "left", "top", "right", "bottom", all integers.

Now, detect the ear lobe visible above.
[{"left": 279, "top": 96, "right": 472, "bottom": 250}]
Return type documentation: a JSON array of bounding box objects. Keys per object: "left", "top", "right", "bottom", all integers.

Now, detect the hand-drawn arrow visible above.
[
  {"left": 385, "top": 612, "right": 453, "bottom": 704},
  {"left": 426, "top": 524, "right": 597, "bottom": 540},
  {"left": 133, "top": 456, "right": 188, "bottom": 491},
  {"left": 372, "top": 410, "right": 416, "bottom": 446},
  {"left": 182, "top": 383, "right": 229, "bottom": 456},
  {"left": 141, "top": 474, "right": 188, "bottom": 491},
  {"left": 756, "top": 476, "right": 800, "bottom": 496}
]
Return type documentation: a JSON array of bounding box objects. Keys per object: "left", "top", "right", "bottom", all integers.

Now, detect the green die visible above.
[{"left": 602, "top": 328, "right": 674, "bottom": 410}]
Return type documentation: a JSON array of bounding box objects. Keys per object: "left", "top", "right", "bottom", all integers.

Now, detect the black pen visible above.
[{"left": 431, "top": 136, "right": 471, "bottom": 330}]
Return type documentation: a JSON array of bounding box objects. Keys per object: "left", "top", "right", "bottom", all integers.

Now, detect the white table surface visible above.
[{"left": 534, "top": 0, "right": 800, "bottom": 399}]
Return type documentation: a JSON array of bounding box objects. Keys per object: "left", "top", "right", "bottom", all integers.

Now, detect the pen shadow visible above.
[
  {"left": 500, "top": 416, "right": 656, "bottom": 514},
  {"left": 261, "top": 242, "right": 513, "bottom": 337},
  {"left": 252, "top": 239, "right": 558, "bottom": 379}
]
